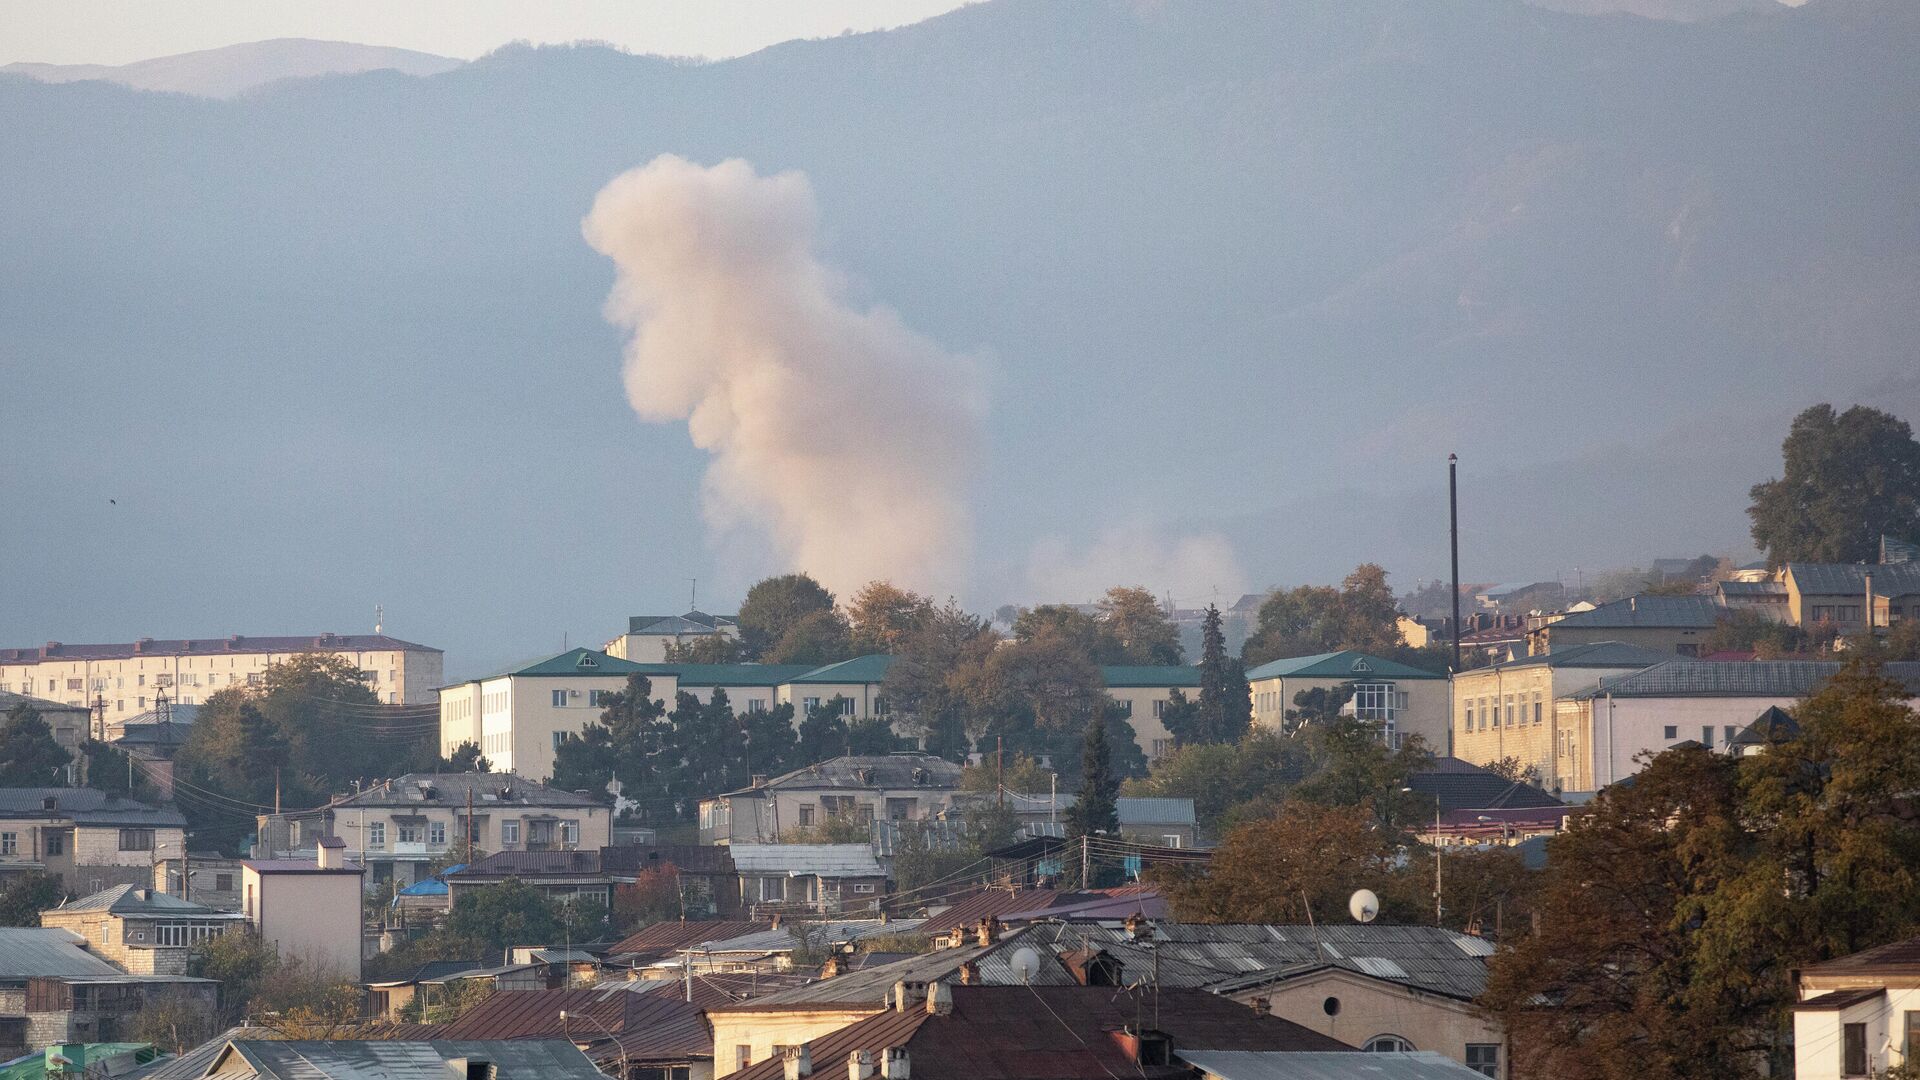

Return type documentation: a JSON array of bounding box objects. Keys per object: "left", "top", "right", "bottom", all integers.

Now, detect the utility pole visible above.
[
  {"left": 93, "top": 694, "right": 107, "bottom": 743},
  {"left": 1434, "top": 802, "right": 1444, "bottom": 927},
  {"left": 1081, "top": 834, "right": 1089, "bottom": 887},
  {"left": 996, "top": 737, "right": 1004, "bottom": 811},
  {"left": 465, "top": 785, "right": 475, "bottom": 861},
  {"left": 1449, "top": 453, "right": 1462, "bottom": 674}
]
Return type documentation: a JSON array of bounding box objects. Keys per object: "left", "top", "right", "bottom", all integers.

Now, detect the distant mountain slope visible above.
[
  {"left": 0, "top": 0, "right": 1914, "bottom": 674},
  {"left": 1, "top": 38, "right": 461, "bottom": 98}
]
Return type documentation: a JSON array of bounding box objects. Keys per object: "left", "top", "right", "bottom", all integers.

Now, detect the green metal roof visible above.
[
  {"left": 671, "top": 664, "right": 816, "bottom": 688},
  {"left": 1101, "top": 665, "right": 1202, "bottom": 688},
  {"left": 481, "top": 648, "right": 673, "bottom": 680},
  {"left": 790, "top": 655, "right": 894, "bottom": 684},
  {"left": 1244, "top": 651, "right": 1444, "bottom": 682}
]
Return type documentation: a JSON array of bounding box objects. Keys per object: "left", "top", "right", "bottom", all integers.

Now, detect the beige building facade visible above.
[
  {"left": 257, "top": 772, "right": 612, "bottom": 888},
  {"left": 0, "top": 789, "right": 186, "bottom": 895},
  {"left": 1244, "top": 967, "right": 1506, "bottom": 1075},
  {"left": 605, "top": 611, "right": 741, "bottom": 663},
  {"left": 38, "top": 885, "right": 244, "bottom": 976},
  {"left": 1245, "top": 651, "right": 1448, "bottom": 751},
  {"left": 438, "top": 648, "right": 684, "bottom": 781},
  {"left": 0, "top": 634, "right": 444, "bottom": 730},
  {"left": 1449, "top": 641, "right": 1670, "bottom": 792},
  {"left": 1099, "top": 666, "right": 1204, "bottom": 759},
  {"left": 243, "top": 840, "right": 365, "bottom": 981}
]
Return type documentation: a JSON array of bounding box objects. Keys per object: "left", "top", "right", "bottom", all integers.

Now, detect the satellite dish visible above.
[
  {"left": 1010, "top": 947, "right": 1041, "bottom": 984},
  {"left": 1349, "top": 889, "right": 1380, "bottom": 924}
]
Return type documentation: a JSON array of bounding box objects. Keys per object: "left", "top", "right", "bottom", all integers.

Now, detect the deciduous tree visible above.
[
  {"left": 848, "top": 581, "right": 934, "bottom": 654},
  {"left": 1158, "top": 801, "right": 1399, "bottom": 923},
  {"left": 1097, "top": 586, "right": 1184, "bottom": 665},
  {"left": 1749, "top": 404, "right": 1920, "bottom": 566},
  {"left": 738, "top": 573, "right": 838, "bottom": 658}
]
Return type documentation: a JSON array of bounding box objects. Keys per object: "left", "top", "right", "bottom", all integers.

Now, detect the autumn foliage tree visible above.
[{"left": 1158, "top": 800, "right": 1400, "bottom": 923}]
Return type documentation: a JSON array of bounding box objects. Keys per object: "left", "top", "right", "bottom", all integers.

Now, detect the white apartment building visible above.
[
  {"left": 1557, "top": 659, "right": 1920, "bottom": 793},
  {"left": 0, "top": 634, "right": 444, "bottom": 730},
  {"left": 438, "top": 648, "right": 684, "bottom": 781}
]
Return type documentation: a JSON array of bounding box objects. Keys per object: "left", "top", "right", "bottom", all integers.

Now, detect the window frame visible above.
[{"left": 1465, "top": 1043, "right": 1500, "bottom": 1077}]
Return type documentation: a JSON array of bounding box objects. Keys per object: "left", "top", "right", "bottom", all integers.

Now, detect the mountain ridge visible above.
[{"left": 0, "top": 0, "right": 1912, "bottom": 674}]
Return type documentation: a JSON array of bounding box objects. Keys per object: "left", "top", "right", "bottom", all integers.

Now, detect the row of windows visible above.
[
  {"left": 150, "top": 922, "right": 228, "bottom": 947},
  {"left": 1461, "top": 691, "right": 1545, "bottom": 733},
  {"left": 1662, "top": 724, "right": 1743, "bottom": 749}
]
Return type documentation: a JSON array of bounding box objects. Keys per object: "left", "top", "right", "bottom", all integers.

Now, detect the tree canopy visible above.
[
  {"left": 1242, "top": 564, "right": 1405, "bottom": 665},
  {"left": 0, "top": 702, "right": 71, "bottom": 787},
  {"left": 738, "top": 573, "right": 840, "bottom": 658},
  {"left": 1749, "top": 403, "right": 1920, "bottom": 566}
]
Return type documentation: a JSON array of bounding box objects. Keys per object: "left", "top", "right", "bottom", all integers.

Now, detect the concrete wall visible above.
[
  {"left": 709, "top": 1007, "right": 881, "bottom": 1077},
  {"left": 245, "top": 865, "right": 365, "bottom": 981},
  {"left": 1792, "top": 986, "right": 1920, "bottom": 1080},
  {"left": 1245, "top": 969, "right": 1507, "bottom": 1076},
  {"left": 778, "top": 682, "right": 882, "bottom": 720}
]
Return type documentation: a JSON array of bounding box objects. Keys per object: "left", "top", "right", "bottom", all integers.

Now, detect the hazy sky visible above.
[{"left": 0, "top": 0, "right": 974, "bottom": 66}]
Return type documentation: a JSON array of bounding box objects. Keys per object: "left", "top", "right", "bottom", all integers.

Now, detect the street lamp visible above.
[{"left": 559, "top": 1009, "right": 630, "bottom": 1080}]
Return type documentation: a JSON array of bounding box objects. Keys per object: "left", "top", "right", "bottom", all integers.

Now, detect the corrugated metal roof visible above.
[
  {"left": 53, "top": 884, "right": 233, "bottom": 917},
  {"left": 1115, "top": 798, "right": 1197, "bottom": 825},
  {"left": 219, "top": 1039, "right": 604, "bottom": 1080},
  {"left": 1181, "top": 1050, "right": 1486, "bottom": 1079},
  {"left": 698, "top": 919, "right": 923, "bottom": 957},
  {"left": 0, "top": 788, "right": 188, "bottom": 828},
  {"left": 730, "top": 986, "right": 1349, "bottom": 1080},
  {"left": 0, "top": 635, "right": 439, "bottom": 664},
  {"left": 324, "top": 774, "right": 604, "bottom": 811},
  {"left": 435, "top": 986, "right": 712, "bottom": 1061},
  {"left": 1244, "top": 651, "right": 1444, "bottom": 682},
  {"left": 0, "top": 927, "right": 128, "bottom": 980},
  {"left": 790, "top": 655, "right": 893, "bottom": 684},
  {"left": 1568, "top": 660, "right": 1920, "bottom": 700},
  {"left": 714, "top": 932, "right": 1021, "bottom": 1011},
  {"left": 1478, "top": 640, "right": 1673, "bottom": 672},
  {"left": 1789, "top": 562, "right": 1920, "bottom": 596},
  {"left": 1544, "top": 594, "right": 1721, "bottom": 630},
  {"left": 729, "top": 844, "right": 883, "bottom": 877},
  {"left": 734, "top": 754, "right": 962, "bottom": 795},
  {"left": 608, "top": 920, "right": 772, "bottom": 960},
  {"left": 1406, "top": 760, "right": 1565, "bottom": 815},
  {"left": 121, "top": 1026, "right": 276, "bottom": 1080},
  {"left": 1100, "top": 665, "right": 1204, "bottom": 688}
]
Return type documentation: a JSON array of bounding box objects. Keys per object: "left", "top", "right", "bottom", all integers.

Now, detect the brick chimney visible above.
[
  {"left": 957, "top": 961, "right": 979, "bottom": 985},
  {"left": 880, "top": 1049, "right": 910, "bottom": 1080},
  {"left": 848, "top": 1050, "right": 875, "bottom": 1080},
  {"left": 892, "top": 980, "right": 926, "bottom": 1013},
  {"left": 926, "top": 982, "right": 952, "bottom": 1016},
  {"left": 820, "top": 955, "right": 843, "bottom": 980},
  {"left": 974, "top": 916, "right": 1000, "bottom": 947},
  {"left": 782, "top": 1045, "right": 813, "bottom": 1080}
]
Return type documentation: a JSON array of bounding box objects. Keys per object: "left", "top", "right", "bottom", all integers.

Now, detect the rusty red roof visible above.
[
  {"left": 729, "top": 985, "right": 1349, "bottom": 1080},
  {"left": 930, "top": 885, "right": 1159, "bottom": 928},
  {"left": 435, "top": 986, "right": 711, "bottom": 1062},
  {"left": 610, "top": 920, "right": 772, "bottom": 960}
]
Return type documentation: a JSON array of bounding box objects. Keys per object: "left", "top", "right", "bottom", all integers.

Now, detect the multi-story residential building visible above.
[
  {"left": 256, "top": 772, "right": 612, "bottom": 889},
  {"left": 1245, "top": 651, "right": 1448, "bottom": 751},
  {"left": 38, "top": 885, "right": 244, "bottom": 975},
  {"left": 605, "top": 611, "right": 741, "bottom": 663},
  {"left": 1526, "top": 595, "right": 1723, "bottom": 657},
  {"left": 0, "top": 789, "right": 186, "bottom": 895},
  {"left": 675, "top": 664, "right": 816, "bottom": 714},
  {"left": 1100, "top": 666, "right": 1204, "bottom": 760},
  {"left": 243, "top": 838, "right": 364, "bottom": 980},
  {"left": 1557, "top": 660, "right": 1920, "bottom": 793},
  {"left": 0, "top": 634, "right": 444, "bottom": 729},
  {"left": 1449, "top": 641, "right": 1671, "bottom": 791},
  {"left": 699, "top": 753, "right": 963, "bottom": 844},
  {"left": 775, "top": 656, "right": 893, "bottom": 720},
  {"left": 437, "top": 648, "right": 683, "bottom": 781}
]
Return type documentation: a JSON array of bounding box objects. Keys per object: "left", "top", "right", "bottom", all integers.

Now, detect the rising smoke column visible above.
[{"left": 583, "top": 155, "right": 986, "bottom": 597}]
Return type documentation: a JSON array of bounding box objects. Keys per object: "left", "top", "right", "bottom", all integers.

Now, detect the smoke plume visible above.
[
  {"left": 1026, "top": 526, "right": 1249, "bottom": 607},
  {"left": 583, "top": 155, "right": 986, "bottom": 597}
]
